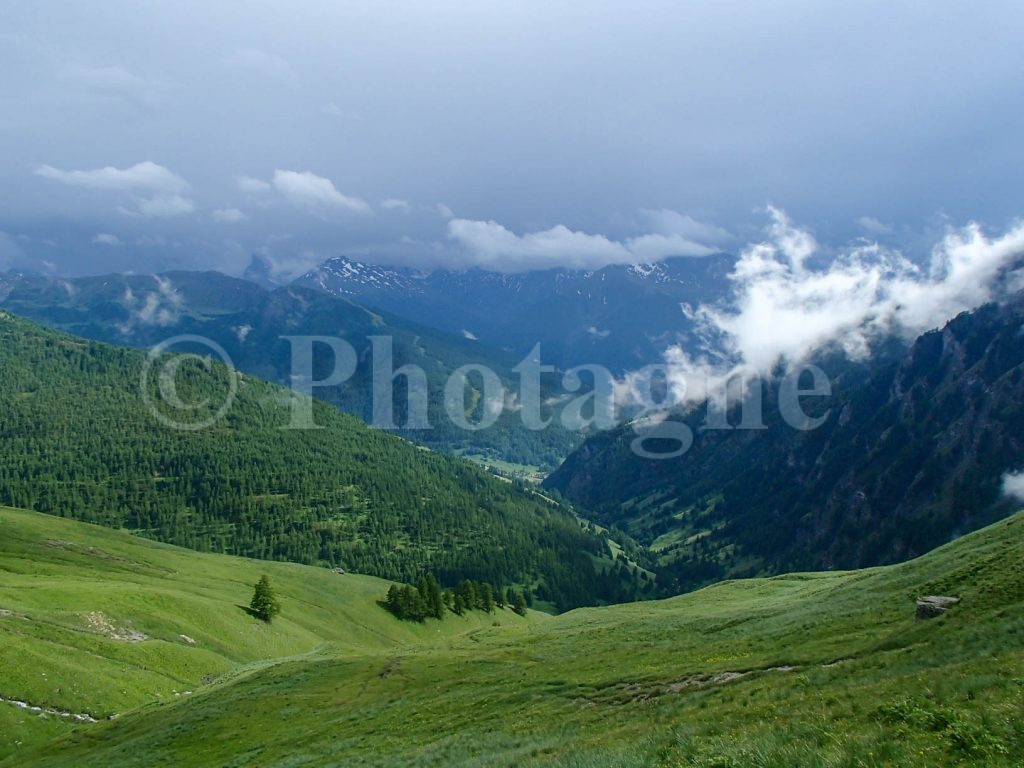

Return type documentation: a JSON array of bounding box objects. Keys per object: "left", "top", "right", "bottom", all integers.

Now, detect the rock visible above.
[{"left": 916, "top": 595, "right": 961, "bottom": 619}]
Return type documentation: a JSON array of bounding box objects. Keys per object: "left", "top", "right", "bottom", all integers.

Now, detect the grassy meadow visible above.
[{"left": 2, "top": 504, "right": 1023, "bottom": 766}]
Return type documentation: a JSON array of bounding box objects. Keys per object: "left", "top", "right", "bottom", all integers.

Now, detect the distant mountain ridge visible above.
[{"left": 295, "top": 254, "right": 736, "bottom": 372}]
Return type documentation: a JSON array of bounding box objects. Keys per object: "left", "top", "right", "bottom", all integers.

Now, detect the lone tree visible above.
[{"left": 250, "top": 575, "right": 281, "bottom": 622}]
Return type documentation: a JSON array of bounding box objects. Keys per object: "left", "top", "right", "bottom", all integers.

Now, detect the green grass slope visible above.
[
  {"left": 8, "top": 507, "right": 1024, "bottom": 767},
  {"left": 0, "top": 506, "right": 536, "bottom": 763}
]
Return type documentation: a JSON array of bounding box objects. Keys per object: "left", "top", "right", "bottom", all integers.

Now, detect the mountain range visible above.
[{"left": 295, "top": 253, "right": 735, "bottom": 373}]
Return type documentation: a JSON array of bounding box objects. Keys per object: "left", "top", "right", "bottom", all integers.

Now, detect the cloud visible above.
[
  {"left": 272, "top": 170, "right": 371, "bottom": 215},
  {"left": 625, "top": 208, "right": 1024, "bottom": 412},
  {"left": 624, "top": 233, "right": 717, "bottom": 261},
  {"left": 237, "top": 176, "right": 271, "bottom": 193},
  {"left": 447, "top": 216, "right": 727, "bottom": 271},
  {"left": 448, "top": 219, "right": 631, "bottom": 271},
  {"left": 436, "top": 203, "right": 454, "bottom": 219},
  {"left": 461, "top": 329, "right": 478, "bottom": 340},
  {"left": 640, "top": 209, "right": 732, "bottom": 243},
  {"left": 225, "top": 47, "right": 294, "bottom": 78},
  {"left": 586, "top": 326, "right": 611, "bottom": 338},
  {"left": 1003, "top": 472, "right": 1024, "bottom": 503},
  {"left": 381, "top": 198, "right": 411, "bottom": 212},
  {"left": 212, "top": 207, "right": 246, "bottom": 223},
  {"left": 118, "top": 276, "right": 185, "bottom": 332},
  {"left": 34, "top": 161, "right": 187, "bottom": 193},
  {"left": 92, "top": 233, "right": 121, "bottom": 245},
  {"left": 700, "top": 207, "right": 1024, "bottom": 371}
]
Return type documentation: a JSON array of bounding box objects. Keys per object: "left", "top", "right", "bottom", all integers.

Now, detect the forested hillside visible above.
[
  {"left": 0, "top": 271, "right": 579, "bottom": 469},
  {"left": 546, "top": 297, "right": 1024, "bottom": 591},
  {"left": 0, "top": 312, "right": 632, "bottom": 609}
]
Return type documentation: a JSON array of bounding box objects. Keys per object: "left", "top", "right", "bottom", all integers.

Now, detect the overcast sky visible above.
[{"left": 1, "top": 1, "right": 1022, "bottom": 278}]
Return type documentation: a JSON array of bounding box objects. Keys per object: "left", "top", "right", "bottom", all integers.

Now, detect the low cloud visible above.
[
  {"left": 448, "top": 215, "right": 724, "bottom": 271},
  {"left": 640, "top": 209, "right": 732, "bottom": 243},
  {"left": 448, "top": 219, "right": 632, "bottom": 271},
  {"left": 624, "top": 208, "right": 1024, "bottom": 411},
  {"left": 1003, "top": 472, "right": 1024, "bottom": 502},
  {"left": 699, "top": 207, "right": 1024, "bottom": 371},
  {"left": 272, "top": 170, "right": 371, "bottom": 215},
  {"left": 625, "top": 233, "right": 717, "bottom": 261},
  {"left": 118, "top": 276, "right": 185, "bottom": 332},
  {"left": 92, "top": 233, "right": 121, "bottom": 245}
]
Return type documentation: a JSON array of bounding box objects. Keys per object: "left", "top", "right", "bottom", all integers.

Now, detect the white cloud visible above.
[
  {"left": 629, "top": 208, "right": 1024, "bottom": 412},
  {"left": 381, "top": 198, "right": 411, "bottom": 212},
  {"left": 436, "top": 203, "right": 454, "bottom": 219},
  {"left": 225, "top": 47, "right": 294, "bottom": 78},
  {"left": 118, "top": 276, "right": 185, "bottom": 332},
  {"left": 1003, "top": 472, "right": 1024, "bottom": 502},
  {"left": 92, "top": 233, "right": 121, "bottom": 245},
  {"left": 272, "top": 169, "right": 371, "bottom": 215},
  {"left": 640, "top": 209, "right": 732, "bottom": 243},
  {"left": 462, "top": 329, "right": 478, "bottom": 340},
  {"left": 586, "top": 326, "right": 611, "bottom": 338},
  {"left": 700, "top": 207, "right": 1024, "bottom": 371},
  {"left": 212, "top": 207, "right": 246, "bottom": 223},
  {"left": 448, "top": 219, "right": 633, "bottom": 271},
  {"left": 34, "top": 161, "right": 187, "bottom": 193},
  {"left": 624, "top": 233, "right": 716, "bottom": 261},
  {"left": 237, "top": 176, "right": 271, "bottom": 193},
  {"left": 447, "top": 215, "right": 727, "bottom": 271}
]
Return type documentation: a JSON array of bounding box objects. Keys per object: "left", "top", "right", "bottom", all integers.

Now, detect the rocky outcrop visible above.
[{"left": 916, "top": 595, "right": 961, "bottom": 619}]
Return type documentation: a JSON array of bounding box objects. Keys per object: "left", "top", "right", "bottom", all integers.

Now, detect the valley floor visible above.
[{"left": 2, "top": 506, "right": 1023, "bottom": 767}]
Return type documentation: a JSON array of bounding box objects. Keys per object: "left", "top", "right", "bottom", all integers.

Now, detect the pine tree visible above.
[
  {"left": 513, "top": 591, "right": 528, "bottom": 616},
  {"left": 250, "top": 575, "right": 281, "bottom": 622},
  {"left": 480, "top": 582, "right": 495, "bottom": 613}
]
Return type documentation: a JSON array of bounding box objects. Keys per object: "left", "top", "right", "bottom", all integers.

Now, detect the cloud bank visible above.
[
  {"left": 620, "top": 208, "right": 1024, "bottom": 410},
  {"left": 447, "top": 216, "right": 721, "bottom": 272}
]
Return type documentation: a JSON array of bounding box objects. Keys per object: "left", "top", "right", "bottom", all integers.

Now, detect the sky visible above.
[{"left": 1, "top": 1, "right": 1023, "bottom": 279}]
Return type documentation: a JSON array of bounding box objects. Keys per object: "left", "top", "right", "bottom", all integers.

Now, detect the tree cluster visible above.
[{"left": 384, "top": 574, "right": 529, "bottom": 621}]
